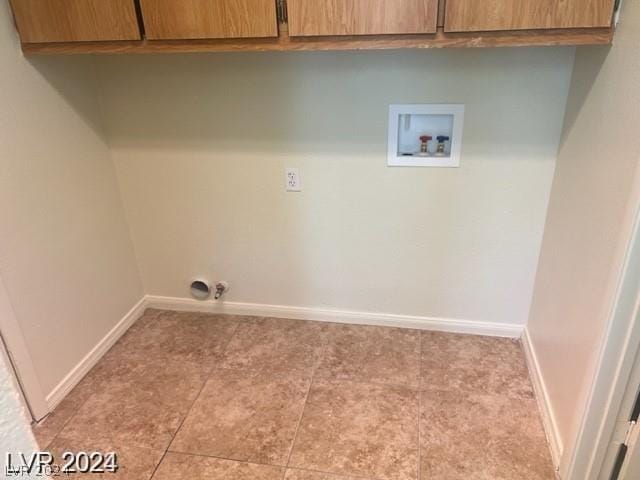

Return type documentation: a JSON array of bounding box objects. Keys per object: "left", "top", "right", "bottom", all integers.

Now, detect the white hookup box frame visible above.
[{"left": 388, "top": 104, "right": 465, "bottom": 167}]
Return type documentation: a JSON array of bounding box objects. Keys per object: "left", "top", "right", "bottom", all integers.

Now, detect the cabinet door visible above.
[
  {"left": 288, "top": 0, "right": 438, "bottom": 36},
  {"left": 445, "top": 0, "right": 616, "bottom": 32},
  {"left": 139, "top": 0, "right": 278, "bottom": 40},
  {"left": 9, "top": 0, "right": 141, "bottom": 43}
]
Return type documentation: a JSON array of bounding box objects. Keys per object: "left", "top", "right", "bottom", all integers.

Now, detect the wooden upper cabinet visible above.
[
  {"left": 445, "top": 0, "right": 616, "bottom": 32},
  {"left": 9, "top": 0, "right": 141, "bottom": 43},
  {"left": 287, "top": 0, "right": 439, "bottom": 36},
  {"left": 139, "top": 0, "right": 278, "bottom": 40}
]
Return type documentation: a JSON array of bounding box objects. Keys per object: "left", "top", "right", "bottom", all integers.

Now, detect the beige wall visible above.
[
  {"left": 527, "top": 0, "right": 640, "bottom": 465},
  {"left": 100, "top": 48, "right": 574, "bottom": 327},
  {"left": 0, "top": 1, "right": 143, "bottom": 397}
]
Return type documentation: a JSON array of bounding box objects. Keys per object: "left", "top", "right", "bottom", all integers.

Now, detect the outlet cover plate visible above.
[{"left": 286, "top": 168, "right": 301, "bottom": 192}]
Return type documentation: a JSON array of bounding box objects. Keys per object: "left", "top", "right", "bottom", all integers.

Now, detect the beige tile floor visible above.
[{"left": 33, "top": 309, "right": 555, "bottom": 480}]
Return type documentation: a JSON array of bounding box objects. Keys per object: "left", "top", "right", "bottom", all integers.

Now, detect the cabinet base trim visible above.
[{"left": 22, "top": 26, "right": 613, "bottom": 55}]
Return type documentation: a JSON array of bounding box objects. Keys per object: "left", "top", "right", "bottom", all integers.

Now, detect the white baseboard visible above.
[
  {"left": 522, "top": 326, "right": 563, "bottom": 470},
  {"left": 144, "top": 295, "right": 524, "bottom": 338},
  {"left": 45, "top": 297, "right": 147, "bottom": 411}
]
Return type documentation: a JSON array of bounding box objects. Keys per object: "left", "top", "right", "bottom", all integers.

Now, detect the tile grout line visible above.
[
  {"left": 166, "top": 450, "right": 383, "bottom": 480},
  {"left": 149, "top": 319, "right": 244, "bottom": 480},
  {"left": 282, "top": 378, "right": 313, "bottom": 479},
  {"left": 209, "top": 364, "right": 422, "bottom": 391},
  {"left": 37, "top": 394, "right": 90, "bottom": 450},
  {"left": 280, "top": 336, "right": 330, "bottom": 480},
  {"left": 311, "top": 374, "right": 420, "bottom": 391},
  {"left": 147, "top": 451, "right": 169, "bottom": 480},
  {"left": 285, "top": 465, "right": 383, "bottom": 480}
]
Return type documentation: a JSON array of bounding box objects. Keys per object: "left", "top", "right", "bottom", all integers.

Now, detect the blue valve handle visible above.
[{"left": 437, "top": 136, "right": 450, "bottom": 142}]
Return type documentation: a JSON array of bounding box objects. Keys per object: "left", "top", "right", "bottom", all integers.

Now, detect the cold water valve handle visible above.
[{"left": 436, "top": 136, "right": 450, "bottom": 155}]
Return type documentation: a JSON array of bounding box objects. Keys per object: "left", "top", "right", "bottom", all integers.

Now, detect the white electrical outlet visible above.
[{"left": 286, "top": 168, "right": 301, "bottom": 192}]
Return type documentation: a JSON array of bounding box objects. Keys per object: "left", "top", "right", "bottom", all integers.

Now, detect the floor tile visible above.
[
  {"left": 47, "top": 309, "right": 240, "bottom": 451},
  {"left": 152, "top": 453, "right": 284, "bottom": 480},
  {"left": 110, "top": 309, "right": 240, "bottom": 369},
  {"left": 33, "top": 387, "right": 90, "bottom": 449},
  {"left": 220, "top": 317, "right": 332, "bottom": 376},
  {"left": 58, "top": 361, "right": 208, "bottom": 451},
  {"left": 285, "top": 469, "right": 362, "bottom": 479},
  {"left": 420, "top": 390, "right": 555, "bottom": 480},
  {"left": 289, "top": 380, "right": 419, "bottom": 480},
  {"left": 170, "top": 369, "right": 310, "bottom": 466},
  {"left": 33, "top": 309, "right": 554, "bottom": 480},
  {"left": 32, "top": 345, "right": 142, "bottom": 449},
  {"left": 420, "top": 331, "right": 533, "bottom": 399},
  {"left": 46, "top": 436, "right": 164, "bottom": 480},
  {"left": 316, "top": 324, "right": 420, "bottom": 388}
]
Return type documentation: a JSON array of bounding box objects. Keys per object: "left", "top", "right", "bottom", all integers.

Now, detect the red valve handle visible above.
[{"left": 420, "top": 135, "right": 432, "bottom": 142}]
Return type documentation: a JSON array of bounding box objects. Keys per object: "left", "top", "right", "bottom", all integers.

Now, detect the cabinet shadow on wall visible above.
[
  {"left": 27, "top": 55, "right": 109, "bottom": 144},
  {"left": 60, "top": 49, "right": 572, "bottom": 160},
  {"left": 558, "top": 45, "right": 611, "bottom": 149},
  {"left": 26, "top": 48, "right": 577, "bottom": 162}
]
